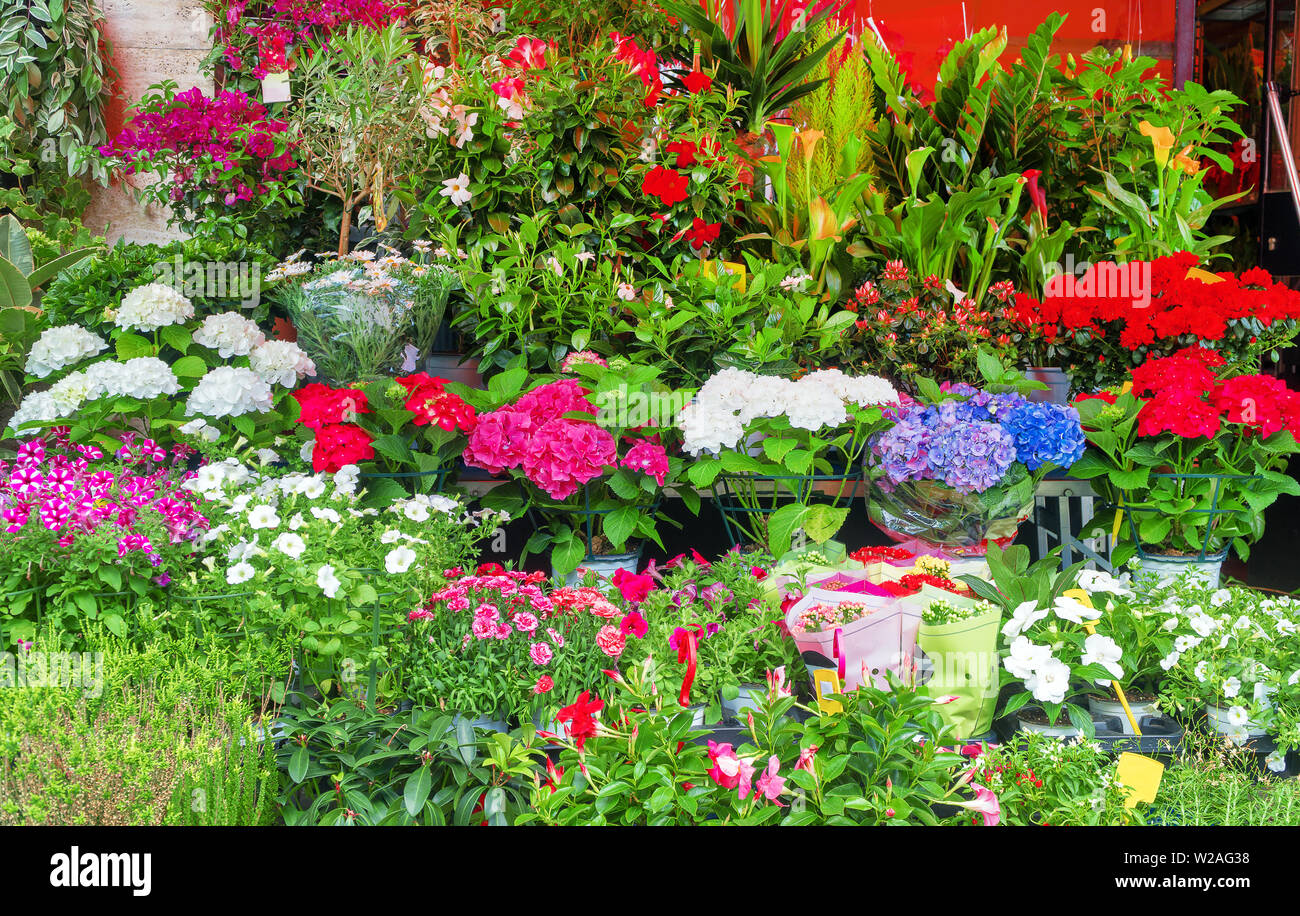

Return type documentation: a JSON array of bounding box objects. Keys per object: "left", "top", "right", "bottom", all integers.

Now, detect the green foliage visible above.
[
  {"left": 0, "top": 212, "right": 98, "bottom": 311},
  {"left": 166, "top": 725, "right": 281, "bottom": 826},
  {"left": 0, "top": 0, "right": 116, "bottom": 183},
  {"left": 276, "top": 696, "right": 539, "bottom": 825}
]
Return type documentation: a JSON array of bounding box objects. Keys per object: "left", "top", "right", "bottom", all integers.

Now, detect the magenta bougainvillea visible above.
[{"left": 212, "top": 0, "right": 409, "bottom": 77}]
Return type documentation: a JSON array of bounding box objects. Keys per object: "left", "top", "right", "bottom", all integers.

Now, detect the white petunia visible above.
[
  {"left": 316, "top": 564, "right": 342, "bottom": 599},
  {"left": 310, "top": 507, "right": 341, "bottom": 524},
  {"left": 226, "top": 561, "right": 255, "bottom": 585},
  {"left": 403, "top": 502, "right": 430, "bottom": 523},
  {"left": 1222, "top": 676, "right": 1241, "bottom": 699},
  {"left": 272, "top": 532, "right": 306, "bottom": 559},
  {"left": 1210, "top": 588, "right": 1232, "bottom": 608},
  {"left": 384, "top": 545, "right": 417, "bottom": 574},
  {"left": 1226, "top": 705, "right": 1250, "bottom": 728},
  {"left": 247, "top": 504, "right": 281, "bottom": 530}
]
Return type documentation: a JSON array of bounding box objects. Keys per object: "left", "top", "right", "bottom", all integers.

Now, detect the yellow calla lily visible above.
[{"left": 1138, "top": 120, "right": 1175, "bottom": 169}]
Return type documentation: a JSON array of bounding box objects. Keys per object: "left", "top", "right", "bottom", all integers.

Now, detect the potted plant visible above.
[
  {"left": 1156, "top": 584, "right": 1300, "bottom": 771},
  {"left": 867, "top": 354, "right": 1086, "bottom": 556},
  {"left": 683, "top": 366, "right": 898, "bottom": 557},
  {"left": 461, "top": 359, "right": 696, "bottom": 581},
  {"left": 288, "top": 372, "right": 477, "bottom": 501},
  {"left": 1070, "top": 347, "right": 1300, "bottom": 587}
]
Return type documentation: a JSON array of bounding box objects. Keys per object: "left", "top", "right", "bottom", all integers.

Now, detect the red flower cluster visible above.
[
  {"left": 850, "top": 545, "right": 914, "bottom": 564},
  {"left": 642, "top": 165, "right": 689, "bottom": 207},
  {"left": 682, "top": 69, "right": 712, "bottom": 93},
  {"left": 684, "top": 218, "right": 721, "bottom": 251},
  {"left": 665, "top": 136, "right": 722, "bottom": 169},
  {"left": 394, "top": 373, "right": 477, "bottom": 432},
  {"left": 312, "top": 423, "right": 375, "bottom": 473},
  {"left": 1014, "top": 253, "right": 1300, "bottom": 353},
  {"left": 1129, "top": 348, "right": 1300, "bottom": 439},
  {"left": 610, "top": 31, "right": 662, "bottom": 106},
  {"left": 293, "top": 382, "right": 369, "bottom": 429}
]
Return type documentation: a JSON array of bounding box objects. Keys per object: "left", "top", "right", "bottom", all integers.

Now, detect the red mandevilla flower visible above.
[{"left": 641, "top": 165, "right": 689, "bottom": 207}]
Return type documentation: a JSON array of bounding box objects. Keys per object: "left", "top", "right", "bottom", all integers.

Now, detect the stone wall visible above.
[{"left": 82, "top": 0, "right": 213, "bottom": 245}]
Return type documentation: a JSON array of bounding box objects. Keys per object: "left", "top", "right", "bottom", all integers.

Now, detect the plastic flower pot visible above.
[
  {"left": 720, "top": 684, "right": 766, "bottom": 720},
  {"left": 1204, "top": 703, "right": 1269, "bottom": 743},
  {"left": 1131, "top": 551, "right": 1227, "bottom": 590},
  {"left": 1024, "top": 367, "right": 1072, "bottom": 405},
  {"left": 1087, "top": 696, "right": 1163, "bottom": 736},
  {"left": 866, "top": 475, "right": 1033, "bottom": 557},
  {"left": 422, "top": 353, "right": 483, "bottom": 390},
  {"left": 1015, "top": 712, "right": 1091, "bottom": 738}
]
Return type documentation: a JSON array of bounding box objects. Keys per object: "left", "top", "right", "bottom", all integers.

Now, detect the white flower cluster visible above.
[
  {"left": 249, "top": 339, "right": 317, "bottom": 388},
  {"left": 7, "top": 357, "right": 181, "bottom": 435},
  {"left": 678, "top": 367, "right": 898, "bottom": 455},
  {"left": 115, "top": 282, "right": 195, "bottom": 332},
  {"left": 192, "top": 311, "right": 267, "bottom": 358},
  {"left": 185, "top": 366, "right": 273, "bottom": 419},
  {"left": 1001, "top": 596, "right": 1124, "bottom": 705},
  {"left": 25, "top": 325, "right": 108, "bottom": 377}
]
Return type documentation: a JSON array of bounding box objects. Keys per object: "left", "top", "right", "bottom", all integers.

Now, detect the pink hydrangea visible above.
[
  {"left": 620, "top": 440, "right": 671, "bottom": 485},
  {"left": 462, "top": 409, "right": 536, "bottom": 474},
  {"left": 521, "top": 418, "right": 617, "bottom": 500}
]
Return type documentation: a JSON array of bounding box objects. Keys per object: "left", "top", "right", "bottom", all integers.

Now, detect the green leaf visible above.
[
  {"left": 170, "top": 355, "right": 208, "bottom": 378},
  {"left": 604, "top": 506, "right": 639, "bottom": 550},
  {"left": 288, "top": 746, "right": 309, "bottom": 783},
  {"left": 403, "top": 766, "right": 432, "bottom": 816}
]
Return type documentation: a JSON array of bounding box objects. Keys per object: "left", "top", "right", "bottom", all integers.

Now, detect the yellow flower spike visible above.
[{"left": 1138, "top": 120, "right": 1174, "bottom": 169}]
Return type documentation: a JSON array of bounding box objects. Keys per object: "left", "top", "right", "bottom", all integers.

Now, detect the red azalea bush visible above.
[
  {"left": 1013, "top": 253, "right": 1300, "bottom": 390},
  {"left": 98, "top": 86, "right": 298, "bottom": 230},
  {"left": 1071, "top": 347, "right": 1300, "bottom": 560}
]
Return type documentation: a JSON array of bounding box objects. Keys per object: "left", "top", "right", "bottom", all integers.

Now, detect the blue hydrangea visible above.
[
  {"left": 928, "top": 419, "right": 1018, "bottom": 492},
  {"left": 1001, "top": 400, "right": 1087, "bottom": 472}
]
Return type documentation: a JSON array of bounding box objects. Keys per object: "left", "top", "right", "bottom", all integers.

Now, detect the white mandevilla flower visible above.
[
  {"left": 247, "top": 504, "right": 281, "bottom": 530},
  {"left": 272, "top": 532, "right": 306, "bottom": 559},
  {"left": 192, "top": 311, "right": 267, "bottom": 358},
  {"left": 1002, "top": 600, "right": 1049, "bottom": 640},
  {"left": 25, "top": 325, "right": 108, "bottom": 377},
  {"left": 115, "top": 282, "right": 195, "bottom": 332},
  {"left": 226, "top": 561, "right": 255, "bottom": 585},
  {"left": 439, "top": 173, "right": 472, "bottom": 206},
  {"left": 250, "top": 339, "right": 317, "bottom": 388},
  {"left": 385, "top": 545, "right": 417, "bottom": 574},
  {"left": 317, "top": 564, "right": 342, "bottom": 599},
  {"left": 186, "top": 366, "right": 274, "bottom": 418}
]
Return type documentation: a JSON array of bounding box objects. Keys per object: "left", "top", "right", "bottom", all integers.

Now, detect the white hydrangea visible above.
[
  {"left": 117, "top": 357, "right": 181, "bottom": 399},
  {"left": 678, "top": 400, "right": 745, "bottom": 456},
  {"left": 25, "top": 325, "right": 108, "bottom": 377},
  {"left": 249, "top": 340, "right": 316, "bottom": 388},
  {"left": 801, "top": 368, "right": 898, "bottom": 408},
  {"left": 7, "top": 390, "right": 69, "bottom": 435},
  {"left": 785, "top": 377, "right": 848, "bottom": 431},
  {"left": 192, "top": 311, "right": 267, "bottom": 358},
  {"left": 185, "top": 366, "right": 274, "bottom": 418},
  {"left": 47, "top": 370, "right": 94, "bottom": 414},
  {"left": 115, "top": 282, "right": 195, "bottom": 332}
]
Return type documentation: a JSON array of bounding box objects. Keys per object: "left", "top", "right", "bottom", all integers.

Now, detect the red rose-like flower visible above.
[
  {"left": 294, "top": 383, "right": 369, "bottom": 431},
  {"left": 682, "top": 69, "right": 712, "bottom": 93},
  {"left": 685, "top": 218, "right": 721, "bottom": 251},
  {"left": 596, "top": 624, "right": 627, "bottom": 657},
  {"left": 556, "top": 691, "right": 604, "bottom": 748},
  {"left": 311, "top": 423, "right": 375, "bottom": 473},
  {"left": 641, "top": 165, "right": 689, "bottom": 207},
  {"left": 533, "top": 675, "right": 554, "bottom": 695}
]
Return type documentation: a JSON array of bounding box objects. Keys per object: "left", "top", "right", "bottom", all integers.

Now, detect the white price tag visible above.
[{"left": 261, "top": 71, "right": 290, "bottom": 103}]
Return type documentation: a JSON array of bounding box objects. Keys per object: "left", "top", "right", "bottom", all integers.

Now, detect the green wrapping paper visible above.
[{"left": 916, "top": 601, "right": 1002, "bottom": 739}]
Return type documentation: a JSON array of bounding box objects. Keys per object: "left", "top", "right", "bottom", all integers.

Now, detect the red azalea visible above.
[
  {"left": 294, "top": 383, "right": 369, "bottom": 431},
  {"left": 682, "top": 69, "right": 712, "bottom": 93},
  {"left": 641, "top": 165, "right": 689, "bottom": 207},
  {"left": 556, "top": 691, "right": 604, "bottom": 749},
  {"left": 685, "top": 217, "right": 721, "bottom": 251},
  {"left": 311, "top": 423, "right": 375, "bottom": 473}
]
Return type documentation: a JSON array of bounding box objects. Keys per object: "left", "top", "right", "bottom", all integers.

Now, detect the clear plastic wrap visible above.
[{"left": 866, "top": 472, "right": 1035, "bottom": 556}]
